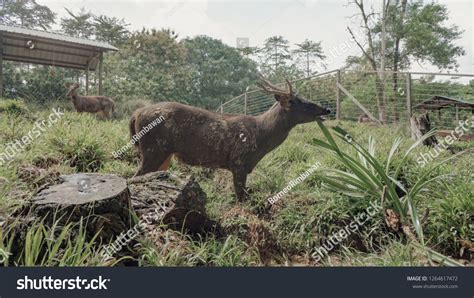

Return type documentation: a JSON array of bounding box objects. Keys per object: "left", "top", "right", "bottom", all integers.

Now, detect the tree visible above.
[
  {"left": 293, "top": 39, "right": 325, "bottom": 77},
  {"left": 261, "top": 36, "right": 291, "bottom": 74},
  {"left": 104, "top": 29, "right": 192, "bottom": 103},
  {"left": 60, "top": 8, "right": 94, "bottom": 38},
  {"left": 0, "top": 0, "right": 55, "bottom": 30},
  {"left": 347, "top": 0, "right": 465, "bottom": 122},
  {"left": 347, "top": 0, "right": 390, "bottom": 123},
  {"left": 183, "top": 36, "right": 258, "bottom": 109},
  {"left": 93, "top": 15, "right": 130, "bottom": 46}
]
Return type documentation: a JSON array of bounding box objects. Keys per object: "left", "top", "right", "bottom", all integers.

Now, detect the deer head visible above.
[
  {"left": 65, "top": 83, "right": 80, "bottom": 98},
  {"left": 257, "top": 77, "right": 330, "bottom": 124}
]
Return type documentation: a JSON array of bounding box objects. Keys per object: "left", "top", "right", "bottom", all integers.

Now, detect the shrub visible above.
[
  {"left": 115, "top": 98, "right": 152, "bottom": 119},
  {"left": 0, "top": 99, "right": 29, "bottom": 116}
]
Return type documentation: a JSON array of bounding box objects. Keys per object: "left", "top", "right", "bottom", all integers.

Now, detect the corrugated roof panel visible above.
[
  {"left": 0, "top": 25, "right": 118, "bottom": 51},
  {"left": 0, "top": 24, "right": 117, "bottom": 70}
]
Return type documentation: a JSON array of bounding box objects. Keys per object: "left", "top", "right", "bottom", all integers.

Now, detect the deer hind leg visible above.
[
  {"left": 134, "top": 150, "right": 171, "bottom": 177},
  {"left": 104, "top": 106, "right": 113, "bottom": 119},
  {"left": 98, "top": 110, "right": 108, "bottom": 120},
  {"left": 232, "top": 170, "right": 248, "bottom": 202},
  {"left": 158, "top": 154, "right": 173, "bottom": 171}
]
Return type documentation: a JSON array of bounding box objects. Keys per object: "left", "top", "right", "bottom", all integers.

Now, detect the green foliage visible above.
[
  {"left": 115, "top": 98, "right": 152, "bottom": 119},
  {"left": 312, "top": 121, "right": 466, "bottom": 265},
  {"left": 183, "top": 36, "right": 258, "bottom": 109},
  {"left": 61, "top": 8, "right": 95, "bottom": 38},
  {"left": 0, "top": 0, "right": 55, "bottom": 30},
  {"left": 293, "top": 39, "right": 326, "bottom": 77},
  {"left": 1, "top": 220, "right": 105, "bottom": 266},
  {"left": 104, "top": 29, "right": 191, "bottom": 103},
  {"left": 0, "top": 99, "right": 29, "bottom": 116},
  {"left": 259, "top": 35, "right": 303, "bottom": 81}
]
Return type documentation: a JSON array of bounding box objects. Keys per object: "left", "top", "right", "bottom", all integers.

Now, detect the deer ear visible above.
[{"left": 274, "top": 94, "right": 290, "bottom": 108}]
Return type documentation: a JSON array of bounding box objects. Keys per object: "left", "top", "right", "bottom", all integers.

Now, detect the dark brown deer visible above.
[
  {"left": 130, "top": 77, "right": 330, "bottom": 201},
  {"left": 65, "top": 83, "right": 115, "bottom": 119}
]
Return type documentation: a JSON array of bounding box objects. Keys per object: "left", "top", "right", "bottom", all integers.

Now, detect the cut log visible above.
[
  {"left": 31, "top": 173, "right": 131, "bottom": 240},
  {"left": 128, "top": 171, "right": 216, "bottom": 233}
]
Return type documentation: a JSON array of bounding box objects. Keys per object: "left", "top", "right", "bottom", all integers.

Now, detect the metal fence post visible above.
[
  {"left": 406, "top": 73, "right": 412, "bottom": 121},
  {"left": 336, "top": 69, "right": 341, "bottom": 120},
  {"left": 0, "top": 34, "right": 3, "bottom": 98},
  {"left": 244, "top": 92, "right": 248, "bottom": 115}
]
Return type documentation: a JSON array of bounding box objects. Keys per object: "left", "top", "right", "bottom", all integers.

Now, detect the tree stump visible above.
[
  {"left": 31, "top": 173, "right": 131, "bottom": 240},
  {"left": 410, "top": 113, "right": 438, "bottom": 146},
  {"left": 128, "top": 171, "right": 216, "bottom": 233}
]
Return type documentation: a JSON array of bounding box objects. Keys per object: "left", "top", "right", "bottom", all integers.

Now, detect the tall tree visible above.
[
  {"left": 261, "top": 36, "right": 291, "bottom": 74},
  {"left": 384, "top": 0, "right": 465, "bottom": 120},
  {"left": 347, "top": 0, "right": 389, "bottom": 123},
  {"left": 0, "top": 0, "right": 55, "bottom": 30},
  {"left": 93, "top": 15, "right": 130, "bottom": 46},
  {"left": 183, "top": 36, "right": 258, "bottom": 109},
  {"left": 60, "top": 8, "right": 94, "bottom": 38},
  {"left": 293, "top": 39, "right": 325, "bottom": 77},
  {"left": 347, "top": 0, "right": 465, "bottom": 122},
  {"left": 104, "top": 29, "right": 192, "bottom": 103}
]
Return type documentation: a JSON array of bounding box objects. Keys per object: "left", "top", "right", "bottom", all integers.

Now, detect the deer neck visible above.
[
  {"left": 70, "top": 92, "right": 80, "bottom": 106},
  {"left": 255, "top": 104, "right": 295, "bottom": 154}
]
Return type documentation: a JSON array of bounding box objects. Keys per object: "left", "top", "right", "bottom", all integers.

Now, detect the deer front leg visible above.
[{"left": 232, "top": 170, "right": 248, "bottom": 202}]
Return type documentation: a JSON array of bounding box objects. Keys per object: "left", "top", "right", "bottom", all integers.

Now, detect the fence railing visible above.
[{"left": 217, "top": 69, "right": 474, "bottom": 130}]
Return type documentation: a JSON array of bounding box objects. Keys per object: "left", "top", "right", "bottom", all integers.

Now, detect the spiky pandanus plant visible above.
[{"left": 312, "top": 122, "right": 466, "bottom": 266}]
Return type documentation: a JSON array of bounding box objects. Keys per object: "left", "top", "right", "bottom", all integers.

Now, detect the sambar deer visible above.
[
  {"left": 65, "top": 83, "right": 115, "bottom": 119},
  {"left": 130, "top": 77, "right": 331, "bottom": 201}
]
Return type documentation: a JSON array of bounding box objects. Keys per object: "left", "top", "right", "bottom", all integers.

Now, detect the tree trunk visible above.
[
  {"left": 31, "top": 173, "right": 131, "bottom": 241},
  {"left": 128, "top": 171, "right": 216, "bottom": 233},
  {"left": 391, "top": 0, "right": 408, "bottom": 122},
  {"left": 410, "top": 114, "right": 438, "bottom": 146}
]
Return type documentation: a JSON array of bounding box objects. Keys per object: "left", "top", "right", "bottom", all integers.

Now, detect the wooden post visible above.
[
  {"left": 336, "top": 69, "right": 341, "bottom": 120},
  {"left": 337, "top": 82, "right": 382, "bottom": 125},
  {"left": 0, "top": 34, "right": 3, "bottom": 98},
  {"left": 98, "top": 52, "right": 103, "bottom": 95},
  {"left": 220, "top": 102, "right": 223, "bottom": 113},
  {"left": 406, "top": 73, "right": 412, "bottom": 121},
  {"left": 85, "top": 67, "right": 89, "bottom": 95},
  {"left": 455, "top": 105, "right": 459, "bottom": 122}
]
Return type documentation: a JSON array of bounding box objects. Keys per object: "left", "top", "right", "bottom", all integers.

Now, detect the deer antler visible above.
[
  {"left": 285, "top": 78, "right": 293, "bottom": 95},
  {"left": 257, "top": 76, "right": 291, "bottom": 96}
]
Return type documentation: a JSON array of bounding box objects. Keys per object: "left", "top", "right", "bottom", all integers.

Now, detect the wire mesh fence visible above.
[{"left": 218, "top": 70, "right": 474, "bottom": 130}]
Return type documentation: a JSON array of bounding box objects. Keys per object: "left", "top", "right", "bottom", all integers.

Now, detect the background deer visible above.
[
  {"left": 65, "top": 83, "right": 115, "bottom": 119},
  {"left": 130, "top": 77, "right": 330, "bottom": 201}
]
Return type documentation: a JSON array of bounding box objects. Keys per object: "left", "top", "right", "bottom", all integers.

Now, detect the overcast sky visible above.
[{"left": 38, "top": 0, "right": 473, "bottom": 74}]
